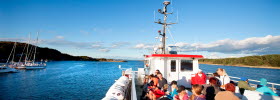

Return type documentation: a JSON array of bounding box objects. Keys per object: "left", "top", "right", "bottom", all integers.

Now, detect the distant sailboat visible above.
[
  {"left": 0, "top": 42, "right": 18, "bottom": 73},
  {"left": 0, "top": 65, "right": 18, "bottom": 73},
  {"left": 24, "top": 32, "right": 47, "bottom": 69},
  {"left": 10, "top": 32, "right": 47, "bottom": 69}
]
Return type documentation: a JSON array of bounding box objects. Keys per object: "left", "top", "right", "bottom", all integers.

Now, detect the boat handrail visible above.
[
  {"left": 229, "top": 76, "right": 280, "bottom": 86},
  {"left": 131, "top": 70, "right": 137, "bottom": 100}
]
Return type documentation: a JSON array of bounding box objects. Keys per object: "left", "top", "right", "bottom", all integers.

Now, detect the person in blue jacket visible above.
[
  {"left": 256, "top": 78, "right": 279, "bottom": 96},
  {"left": 167, "top": 81, "right": 178, "bottom": 99}
]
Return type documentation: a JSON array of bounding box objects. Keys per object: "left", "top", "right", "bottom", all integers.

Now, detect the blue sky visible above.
[{"left": 1, "top": 0, "right": 280, "bottom": 59}]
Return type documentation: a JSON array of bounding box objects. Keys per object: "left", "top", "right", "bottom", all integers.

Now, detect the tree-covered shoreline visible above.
[
  {"left": 0, "top": 41, "right": 126, "bottom": 62},
  {"left": 199, "top": 54, "right": 280, "bottom": 68}
]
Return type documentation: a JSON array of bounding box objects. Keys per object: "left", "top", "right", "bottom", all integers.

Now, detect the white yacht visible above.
[{"left": 25, "top": 62, "right": 46, "bottom": 69}]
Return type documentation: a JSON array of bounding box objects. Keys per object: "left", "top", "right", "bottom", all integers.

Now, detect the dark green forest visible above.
[
  {"left": 0, "top": 41, "right": 121, "bottom": 62},
  {"left": 199, "top": 54, "right": 280, "bottom": 67}
]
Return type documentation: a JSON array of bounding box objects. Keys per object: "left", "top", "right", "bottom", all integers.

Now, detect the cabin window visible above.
[
  {"left": 181, "top": 60, "right": 193, "bottom": 71},
  {"left": 171, "top": 60, "right": 176, "bottom": 72}
]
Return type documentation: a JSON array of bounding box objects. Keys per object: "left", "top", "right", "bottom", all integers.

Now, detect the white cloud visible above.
[
  {"left": 0, "top": 38, "right": 26, "bottom": 42},
  {"left": 111, "top": 42, "right": 130, "bottom": 48},
  {"left": 55, "top": 36, "right": 64, "bottom": 39},
  {"left": 134, "top": 43, "right": 154, "bottom": 49},
  {"left": 91, "top": 44, "right": 102, "bottom": 48},
  {"left": 98, "top": 49, "right": 110, "bottom": 52},
  {"left": 176, "top": 35, "right": 280, "bottom": 54}
]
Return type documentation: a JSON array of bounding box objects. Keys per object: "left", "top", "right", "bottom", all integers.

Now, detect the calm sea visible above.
[{"left": 0, "top": 61, "right": 279, "bottom": 99}]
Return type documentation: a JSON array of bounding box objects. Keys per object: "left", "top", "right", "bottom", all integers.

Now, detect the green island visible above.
[
  {"left": 199, "top": 54, "right": 280, "bottom": 69},
  {"left": 0, "top": 41, "right": 127, "bottom": 62}
]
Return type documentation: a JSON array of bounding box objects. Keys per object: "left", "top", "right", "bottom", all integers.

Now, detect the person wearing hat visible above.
[
  {"left": 237, "top": 77, "right": 256, "bottom": 95},
  {"left": 191, "top": 69, "right": 207, "bottom": 85},
  {"left": 256, "top": 78, "right": 279, "bottom": 96},
  {"left": 174, "top": 86, "right": 188, "bottom": 100}
]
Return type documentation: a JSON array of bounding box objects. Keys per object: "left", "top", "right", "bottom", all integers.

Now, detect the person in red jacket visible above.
[
  {"left": 148, "top": 86, "right": 166, "bottom": 100},
  {"left": 191, "top": 69, "right": 207, "bottom": 85}
]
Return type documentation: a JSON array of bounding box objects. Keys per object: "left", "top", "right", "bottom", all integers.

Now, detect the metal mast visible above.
[
  {"left": 25, "top": 33, "right": 30, "bottom": 64},
  {"left": 155, "top": 1, "right": 176, "bottom": 54},
  {"left": 32, "top": 32, "right": 39, "bottom": 63}
]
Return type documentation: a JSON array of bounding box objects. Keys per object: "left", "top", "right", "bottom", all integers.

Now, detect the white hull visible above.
[
  {"left": 25, "top": 66, "right": 46, "bottom": 69},
  {"left": 15, "top": 65, "right": 26, "bottom": 69}
]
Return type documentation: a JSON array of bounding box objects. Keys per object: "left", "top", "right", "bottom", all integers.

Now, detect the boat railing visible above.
[
  {"left": 229, "top": 76, "right": 280, "bottom": 93},
  {"left": 131, "top": 70, "right": 137, "bottom": 100}
]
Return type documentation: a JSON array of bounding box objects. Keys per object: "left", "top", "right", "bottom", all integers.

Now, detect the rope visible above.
[
  {"left": 19, "top": 42, "right": 27, "bottom": 62},
  {"left": 6, "top": 42, "right": 17, "bottom": 64}
]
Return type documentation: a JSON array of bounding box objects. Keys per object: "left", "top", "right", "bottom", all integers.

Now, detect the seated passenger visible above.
[
  {"left": 190, "top": 84, "right": 206, "bottom": 100},
  {"left": 191, "top": 69, "right": 207, "bottom": 85},
  {"left": 155, "top": 69, "right": 161, "bottom": 77},
  {"left": 163, "top": 84, "right": 169, "bottom": 92},
  {"left": 158, "top": 73, "right": 168, "bottom": 89},
  {"left": 149, "top": 74, "right": 159, "bottom": 87},
  {"left": 148, "top": 86, "right": 166, "bottom": 100},
  {"left": 215, "top": 83, "right": 240, "bottom": 100},
  {"left": 174, "top": 86, "right": 188, "bottom": 100},
  {"left": 213, "top": 72, "right": 221, "bottom": 87},
  {"left": 256, "top": 78, "right": 279, "bottom": 96},
  {"left": 141, "top": 76, "right": 150, "bottom": 99},
  {"left": 167, "top": 81, "right": 178, "bottom": 100},
  {"left": 202, "top": 77, "right": 221, "bottom": 100},
  {"left": 237, "top": 77, "right": 256, "bottom": 95}
]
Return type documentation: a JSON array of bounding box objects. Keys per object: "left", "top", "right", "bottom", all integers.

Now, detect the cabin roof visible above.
[{"left": 145, "top": 54, "right": 203, "bottom": 58}]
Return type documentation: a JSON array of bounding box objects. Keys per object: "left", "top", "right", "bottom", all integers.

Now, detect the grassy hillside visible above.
[
  {"left": 199, "top": 54, "right": 280, "bottom": 67},
  {"left": 0, "top": 41, "right": 124, "bottom": 62}
]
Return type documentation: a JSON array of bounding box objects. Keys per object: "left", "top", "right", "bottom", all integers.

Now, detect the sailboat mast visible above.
[
  {"left": 25, "top": 33, "right": 30, "bottom": 64},
  {"left": 32, "top": 32, "right": 39, "bottom": 63},
  {"left": 11, "top": 42, "right": 17, "bottom": 62},
  {"left": 6, "top": 42, "right": 17, "bottom": 64},
  {"left": 155, "top": 1, "right": 176, "bottom": 54}
]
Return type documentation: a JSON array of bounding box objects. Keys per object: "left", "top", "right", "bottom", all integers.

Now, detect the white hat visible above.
[{"left": 197, "top": 69, "right": 202, "bottom": 73}]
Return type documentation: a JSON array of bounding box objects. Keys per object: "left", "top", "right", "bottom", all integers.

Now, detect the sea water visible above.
[{"left": 0, "top": 61, "right": 279, "bottom": 99}]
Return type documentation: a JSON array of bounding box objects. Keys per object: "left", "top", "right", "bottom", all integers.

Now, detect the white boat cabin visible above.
[{"left": 144, "top": 54, "right": 203, "bottom": 88}]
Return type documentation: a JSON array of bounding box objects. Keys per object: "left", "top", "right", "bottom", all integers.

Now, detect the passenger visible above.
[
  {"left": 191, "top": 69, "right": 207, "bottom": 85},
  {"left": 174, "top": 86, "right": 188, "bottom": 100},
  {"left": 202, "top": 77, "right": 221, "bottom": 100},
  {"left": 237, "top": 77, "right": 256, "bottom": 95},
  {"left": 158, "top": 73, "right": 168, "bottom": 89},
  {"left": 141, "top": 76, "right": 150, "bottom": 99},
  {"left": 149, "top": 74, "right": 159, "bottom": 87},
  {"left": 167, "top": 81, "right": 178, "bottom": 100},
  {"left": 215, "top": 83, "right": 240, "bottom": 100},
  {"left": 213, "top": 72, "right": 221, "bottom": 86},
  {"left": 256, "top": 78, "right": 279, "bottom": 96},
  {"left": 155, "top": 69, "right": 161, "bottom": 77},
  {"left": 148, "top": 86, "right": 166, "bottom": 100},
  {"left": 190, "top": 84, "right": 206, "bottom": 100},
  {"left": 216, "top": 68, "right": 230, "bottom": 89},
  {"left": 163, "top": 84, "right": 169, "bottom": 92}
]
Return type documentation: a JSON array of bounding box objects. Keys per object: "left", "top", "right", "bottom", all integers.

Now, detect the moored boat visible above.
[{"left": 0, "top": 65, "right": 18, "bottom": 73}]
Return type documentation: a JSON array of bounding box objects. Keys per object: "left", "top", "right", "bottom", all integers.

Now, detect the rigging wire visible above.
[
  {"left": 166, "top": 26, "right": 176, "bottom": 44},
  {"left": 166, "top": 26, "right": 181, "bottom": 52},
  {"left": 6, "top": 42, "right": 17, "bottom": 64},
  {"left": 19, "top": 41, "right": 27, "bottom": 62}
]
